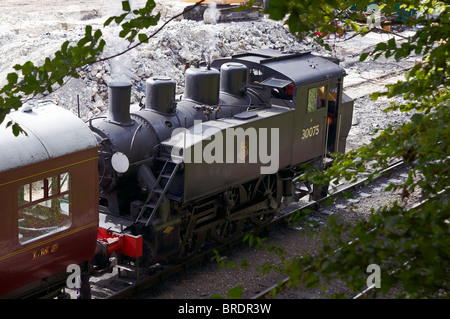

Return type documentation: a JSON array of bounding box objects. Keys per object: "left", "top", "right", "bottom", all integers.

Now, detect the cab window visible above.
[
  {"left": 249, "top": 68, "right": 263, "bottom": 83},
  {"left": 327, "top": 79, "right": 340, "bottom": 113},
  {"left": 307, "top": 85, "right": 327, "bottom": 113}
]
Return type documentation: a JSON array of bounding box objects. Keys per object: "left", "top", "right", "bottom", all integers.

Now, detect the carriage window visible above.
[
  {"left": 18, "top": 173, "right": 72, "bottom": 244},
  {"left": 307, "top": 85, "right": 327, "bottom": 113}
]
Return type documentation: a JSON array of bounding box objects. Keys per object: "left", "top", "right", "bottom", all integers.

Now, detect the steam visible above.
[
  {"left": 198, "top": 2, "right": 222, "bottom": 65},
  {"left": 103, "top": 0, "right": 138, "bottom": 83},
  {"left": 109, "top": 50, "right": 133, "bottom": 83},
  {"left": 203, "top": 1, "right": 221, "bottom": 24}
]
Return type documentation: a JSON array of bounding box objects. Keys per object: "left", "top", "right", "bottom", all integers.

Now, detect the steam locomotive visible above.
[{"left": 0, "top": 49, "right": 353, "bottom": 298}]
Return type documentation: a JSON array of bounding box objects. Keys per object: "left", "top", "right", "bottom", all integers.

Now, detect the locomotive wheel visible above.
[
  {"left": 211, "top": 186, "right": 246, "bottom": 243},
  {"left": 310, "top": 182, "right": 329, "bottom": 201},
  {"left": 250, "top": 175, "right": 278, "bottom": 226},
  {"left": 211, "top": 218, "right": 244, "bottom": 244},
  {"left": 250, "top": 209, "right": 276, "bottom": 226},
  {"left": 172, "top": 230, "right": 206, "bottom": 263}
]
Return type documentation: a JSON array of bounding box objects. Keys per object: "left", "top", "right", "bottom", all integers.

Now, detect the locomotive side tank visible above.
[{"left": 161, "top": 49, "right": 354, "bottom": 204}]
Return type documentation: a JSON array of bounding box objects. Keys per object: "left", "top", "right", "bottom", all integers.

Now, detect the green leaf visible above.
[
  {"left": 375, "top": 42, "right": 388, "bottom": 51},
  {"left": 267, "top": 0, "right": 288, "bottom": 21},
  {"left": 104, "top": 16, "right": 115, "bottom": 27},
  {"left": 7, "top": 72, "right": 18, "bottom": 85},
  {"left": 387, "top": 38, "right": 396, "bottom": 49},
  {"left": 370, "top": 92, "right": 380, "bottom": 101},
  {"left": 11, "top": 122, "right": 23, "bottom": 136},
  {"left": 114, "top": 13, "right": 128, "bottom": 25},
  {"left": 305, "top": 273, "right": 320, "bottom": 288},
  {"left": 21, "top": 61, "right": 35, "bottom": 75},
  {"left": 122, "top": 1, "right": 131, "bottom": 12},
  {"left": 227, "top": 286, "right": 243, "bottom": 299},
  {"left": 411, "top": 113, "right": 423, "bottom": 123},
  {"left": 85, "top": 24, "right": 92, "bottom": 37},
  {"left": 119, "top": 28, "right": 129, "bottom": 39},
  {"left": 360, "top": 52, "right": 370, "bottom": 62},
  {"left": 94, "top": 29, "right": 102, "bottom": 40},
  {"left": 385, "top": 215, "right": 402, "bottom": 231}
]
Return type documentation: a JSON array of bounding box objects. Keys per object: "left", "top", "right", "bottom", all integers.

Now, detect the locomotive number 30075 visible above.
[{"left": 301, "top": 125, "right": 320, "bottom": 140}]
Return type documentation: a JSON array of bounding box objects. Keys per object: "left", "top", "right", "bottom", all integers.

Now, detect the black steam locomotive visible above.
[
  {"left": 0, "top": 48, "right": 353, "bottom": 298},
  {"left": 90, "top": 48, "right": 354, "bottom": 269}
]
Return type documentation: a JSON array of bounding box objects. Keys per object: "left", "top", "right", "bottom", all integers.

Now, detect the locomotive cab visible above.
[{"left": 212, "top": 49, "right": 354, "bottom": 163}]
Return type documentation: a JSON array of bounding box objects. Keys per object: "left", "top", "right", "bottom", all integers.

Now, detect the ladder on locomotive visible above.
[{"left": 135, "top": 159, "right": 180, "bottom": 226}]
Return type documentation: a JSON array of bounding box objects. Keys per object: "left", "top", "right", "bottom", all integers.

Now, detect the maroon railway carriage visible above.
[{"left": 0, "top": 102, "right": 99, "bottom": 298}]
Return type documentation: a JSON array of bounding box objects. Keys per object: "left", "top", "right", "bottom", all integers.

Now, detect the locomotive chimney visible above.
[{"left": 107, "top": 82, "right": 132, "bottom": 125}]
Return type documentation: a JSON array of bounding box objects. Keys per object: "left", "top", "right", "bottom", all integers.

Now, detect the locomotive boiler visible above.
[{"left": 91, "top": 48, "right": 354, "bottom": 269}]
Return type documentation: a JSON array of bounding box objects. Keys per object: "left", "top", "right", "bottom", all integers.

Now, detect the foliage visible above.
[
  {"left": 263, "top": 0, "right": 449, "bottom": 298},
  {"left": 104, "top": 0, "right": 160, "bottom": 44}
]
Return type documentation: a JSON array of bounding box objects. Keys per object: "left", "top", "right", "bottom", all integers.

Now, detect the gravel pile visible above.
[
  {"left": 0, "top": 0, "right": 417, "bottom": 147},
  {"left": 56, "top": 17, "right": 309, "bottom": 120},
  {"left": 1, "top": 1, "right": 311, "bottom": 120}
]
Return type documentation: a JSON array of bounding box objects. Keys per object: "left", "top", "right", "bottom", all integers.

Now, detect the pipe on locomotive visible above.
[{"left": 105, "top": 63, "right": 250, "bottom": 128}]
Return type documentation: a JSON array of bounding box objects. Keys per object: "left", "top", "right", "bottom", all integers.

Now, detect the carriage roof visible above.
[{"left": 0, "top": 101, "right": 98, "bottom": 173}]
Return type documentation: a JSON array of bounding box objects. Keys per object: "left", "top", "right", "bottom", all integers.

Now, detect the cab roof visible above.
[{"left": 212, "top": 48, "right": 346, "bottom": 87}]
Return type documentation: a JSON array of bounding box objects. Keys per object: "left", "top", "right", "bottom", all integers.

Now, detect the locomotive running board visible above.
[{"left": 134, "top": 160, "right": 180, "bottom": 226}]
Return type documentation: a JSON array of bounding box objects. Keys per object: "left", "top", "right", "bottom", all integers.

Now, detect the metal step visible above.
[
  {"left": 117, "top": 263, "right": 140, "bottom": 280},
  {"left": 134, "top": 159, "right": 180, "bottom": 226}
]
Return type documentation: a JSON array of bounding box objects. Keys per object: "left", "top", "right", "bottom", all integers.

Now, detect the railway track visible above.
[
  {"left": 67, "top": 159, "right": 405, "bottom": 299},
  {"left": 251, "top": 160, "right": 421, "bottom": 300}
]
